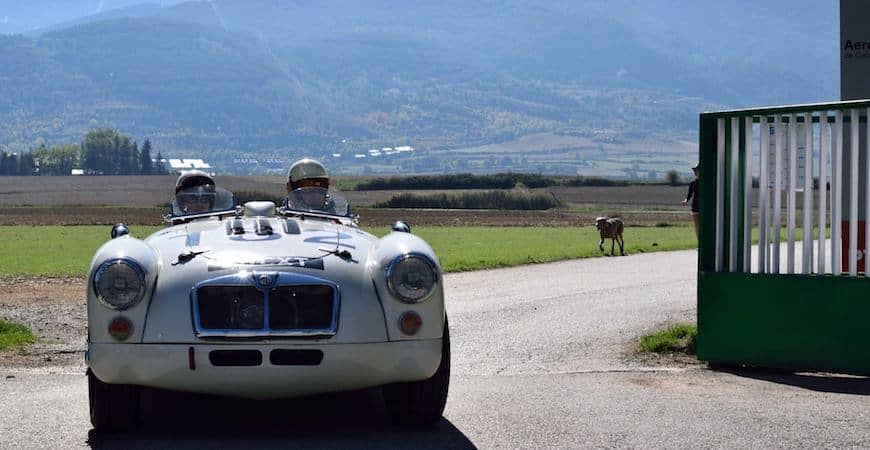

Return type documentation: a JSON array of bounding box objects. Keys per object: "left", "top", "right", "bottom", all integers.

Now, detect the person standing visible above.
[{"left": 682, "top": 164, "right": 700, "bottom": 237}]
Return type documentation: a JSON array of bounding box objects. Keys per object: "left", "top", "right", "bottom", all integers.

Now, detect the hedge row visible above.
[
  {"left": 375, "top": 190, "right": 560, "bottom": 210},
  {"left": 355, "top": 173, "right": 625, "bottom": 190}
]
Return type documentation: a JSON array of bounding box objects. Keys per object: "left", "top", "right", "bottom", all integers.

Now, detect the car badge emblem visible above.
[{"left": 258, "top": 274, "right": 272, "bottom": 286}]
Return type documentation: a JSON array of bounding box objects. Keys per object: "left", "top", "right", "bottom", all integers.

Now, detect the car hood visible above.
[
  {"left": 146, "top": 217, "right": 375, "bottom": 271},
  {"left": 138, "top": 216, "right": 387, "bottom": 343}
]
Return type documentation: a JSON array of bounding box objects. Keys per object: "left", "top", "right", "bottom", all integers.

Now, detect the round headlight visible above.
[
  {"left": 386, "top": 254, "right": 438, "bottom": 303},
  {"left": 93, "top": 259, "right": 147, "bottom": 310}
]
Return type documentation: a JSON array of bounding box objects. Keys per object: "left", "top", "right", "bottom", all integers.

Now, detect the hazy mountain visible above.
[
  {"left": 0, "top": 1, "right": 839, "bottom": 175},
  {"left": 0, "top": 0, "right": 185, "bottom": 34}
]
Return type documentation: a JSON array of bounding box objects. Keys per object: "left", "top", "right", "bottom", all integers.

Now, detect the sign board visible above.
[
  {"left": 841, "top": 0, "right": 870, "bottom": 100},
  {"left": 766, "top": 124, "right": 807, "bottom": 189}
]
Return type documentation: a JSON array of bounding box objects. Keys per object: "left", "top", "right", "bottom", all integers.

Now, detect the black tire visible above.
[
  {"left": 383, "top": 319, "right": 451, "bottom": 426},
  {"left": 88, "top": 369, "right": 139, "bottom": 431}
]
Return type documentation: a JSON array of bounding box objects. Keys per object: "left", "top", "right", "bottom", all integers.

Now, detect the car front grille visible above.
[
  {"left": 192, "top": 272, "right": 339, "bottom": 338},
  {"left": 268, "top": 285, "right": 335, "bottom": 330}
]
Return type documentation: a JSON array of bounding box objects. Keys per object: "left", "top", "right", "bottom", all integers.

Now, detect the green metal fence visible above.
[{"left": 698, "top": 99, "right": 870, "bottom": 375}]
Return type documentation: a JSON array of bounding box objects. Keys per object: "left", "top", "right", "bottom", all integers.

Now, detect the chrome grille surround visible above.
[{"left": 191, "top": 271, "right": 340, "bottom": 338}]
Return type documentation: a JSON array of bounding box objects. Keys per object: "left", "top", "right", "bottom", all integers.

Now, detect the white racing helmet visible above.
[
  {"left": 288, "top": 159, "right": 329, "bottom": 189},
  {"left": 175, "top": 170, "right": 214, "bottom": 194}
]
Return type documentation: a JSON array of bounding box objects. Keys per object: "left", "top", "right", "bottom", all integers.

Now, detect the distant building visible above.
[{"left": 166, "top": 158, "right": 214, "bottom": 176}]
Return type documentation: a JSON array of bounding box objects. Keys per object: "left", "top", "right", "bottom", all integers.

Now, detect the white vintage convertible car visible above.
[{"left": 86, "top": 186, "right": 449, "bottom": 430}]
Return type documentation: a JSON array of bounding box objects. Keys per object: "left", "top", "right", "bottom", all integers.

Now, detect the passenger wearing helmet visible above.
[
  {"left": 284, "top": 158, "right": 336, "bottom": 213},
  {"left": 174, "top": 170, "right": 216, "bottom": 215}
]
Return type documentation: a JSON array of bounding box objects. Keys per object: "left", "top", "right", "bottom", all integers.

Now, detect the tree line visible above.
[
  {"left": 0, "top": 129, "right": 169, "bottom": 176},
  {"left": 355, "top": 173, "right": 629, "bottom": 190}
]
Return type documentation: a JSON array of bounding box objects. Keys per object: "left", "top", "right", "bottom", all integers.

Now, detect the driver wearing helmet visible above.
[
  {"left": 174, "top": 170, "right": 216, "bottom": 214},
  {"left": 284, "top": 158, "right": 336, "bottom": 213}
]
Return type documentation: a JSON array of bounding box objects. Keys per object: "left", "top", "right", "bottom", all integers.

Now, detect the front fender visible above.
[
  {"left": 369, "top": 231, "right": 446, "bottom": 341},
  {"left": 87, "top": 235, "right": 160, "bottom": 344}
]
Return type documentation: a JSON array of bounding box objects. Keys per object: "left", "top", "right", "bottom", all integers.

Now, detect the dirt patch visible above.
[{"left": 0, "top": 277, "right": 86, "bottom": 370}]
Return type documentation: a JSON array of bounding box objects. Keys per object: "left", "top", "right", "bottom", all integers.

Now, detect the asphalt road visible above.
[{"left": 2, "top": 250, "right": 870, "bottom": 449}]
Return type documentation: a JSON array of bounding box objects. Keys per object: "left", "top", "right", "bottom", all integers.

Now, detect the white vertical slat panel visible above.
[
  {"left": 849, "top": 109, "right": 859, "bottom": 276},
  {"left": 758, "top": 116, "right": 770, "bottom": 273},
  {"left": 743, "top": 116, "right": 753, "bottom": 272},
  {"left": 729, "top": 117, "right": 740, "bottom": 272},
  {"left": 818, "top": 112, "right": 828, "bottom": 274},
  {"left": 772, "top": 114, "right": 783, "bottom": 274},
  {"left": 716, "top": 118, "right": 725, "bottom": 272},
  {"left": 802, "top": 112, "right": 814, "bottom": 274},
  {"left": 866, "top": 108, "right": 870, "bottom": 276},
  {"left": 833, "top": 110, "right": 843, "bottom": 275},
  {"left": 787, "top": 114, "right": 797, "bottom": 274}
]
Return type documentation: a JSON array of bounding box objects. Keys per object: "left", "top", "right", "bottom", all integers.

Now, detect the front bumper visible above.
[{"left": 87, "top": 339, "right": 442, "bottom": 399}]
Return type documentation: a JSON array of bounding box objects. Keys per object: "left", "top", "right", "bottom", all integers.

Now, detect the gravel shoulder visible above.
[{"left": 0, "top": 277, "right": 86, "bottom": 370}]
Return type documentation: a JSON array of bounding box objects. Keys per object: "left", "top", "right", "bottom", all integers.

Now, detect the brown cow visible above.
[{"left": 595, "top": 216, "right": 625, "bottom": 256}]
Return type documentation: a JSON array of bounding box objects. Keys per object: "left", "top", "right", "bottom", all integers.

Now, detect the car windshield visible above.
[
  {"left": 170, "top": 186, "right": 236, "bottom": 217},
  {"left": 283, "top": 187, "right": 350, "bottom": 217}
]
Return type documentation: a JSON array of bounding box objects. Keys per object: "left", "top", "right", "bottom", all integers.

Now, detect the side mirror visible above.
[
  {"left": 391, "top": 221, "right": 411, "bottom": 233},
  {"left": 111, "top": 223, "right": 130, "bottom": 239}
]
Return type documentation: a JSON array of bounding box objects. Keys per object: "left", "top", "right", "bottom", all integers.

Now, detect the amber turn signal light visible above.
[
  {"left": 398, "top": 311, "right": 423, "bottom": 335},
  {"left": 108, "top": 317, "right": 133, "bottom": 341}
]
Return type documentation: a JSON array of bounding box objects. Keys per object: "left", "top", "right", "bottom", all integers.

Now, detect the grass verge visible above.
[
  {"left": 403, "top": 225, "right": 696, "bottom": 272},
  {"left": 0, "top": 225, "right": 161, "bottom": 276},
  {"left": 0, "top": 320, "right": 37, "bottom": 351},
  {"left": 0, "top": 224, "right": 697, "bottom": 277},
  {"left": 638, "top": 324, "right": 697, "bottom": 354}
]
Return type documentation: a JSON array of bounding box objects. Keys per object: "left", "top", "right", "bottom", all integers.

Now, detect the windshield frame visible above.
[
  {"left": 165, "top": 186, "right": 238, "bottom": 225},
  {"left": 278, "top": 187, "right": 358, "bottom": 226}
]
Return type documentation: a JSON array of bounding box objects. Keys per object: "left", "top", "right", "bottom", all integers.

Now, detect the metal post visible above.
[
  {"left": 836, "top": 113, "right": 842, "bottom": 275},
  {"left": 772, "top": 114, "right": 783, "bottom": 274},
  {"left": 866, "top": 107, "right": 870, "bottom": 276},
  {"left": 730, "top": 117, "right": 740, "bottom": 272},
  {"left": 759, "top": 116, "right": 770, "bottom": 273},
  {"left": 716, "top": 118, "right": 725, "bottom": 272},
  {"left": 850, "top": 109, "right": 859, "bottom": 276},
  {"left": 787, "top": 114, "right": 797, "bottom": 274},
  {"left": 803, "top": 112, "right": 814, "bottom": 274},
  {"left": 819, "top": 112, "right": 828, "bottom": 274},
  {"left": 743, "top": 116, "right": 753, "bottom": 272}
]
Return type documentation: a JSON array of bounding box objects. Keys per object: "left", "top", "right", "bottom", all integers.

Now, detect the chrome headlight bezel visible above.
[
  {"left": 386, "top": 253, "right": 439, "bottom": 304},
  {"left": 92, "top": 258, "right": 147, "bottom": 310}
]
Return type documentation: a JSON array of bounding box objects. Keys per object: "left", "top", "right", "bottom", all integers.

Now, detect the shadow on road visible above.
[
  {"left": 86, "top": 386, "right": 475, "bottom": 449},
  {"left": 714, "top": 366, "right": 870, "bottom": 395}
]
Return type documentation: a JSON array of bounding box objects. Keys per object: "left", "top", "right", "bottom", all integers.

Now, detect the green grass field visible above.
[
  {"left": 0, "top": 225, "right": 162, "bottom": 276},
  {"left": 0, "top": 224, "right": 698, "bottom": 277},
  {"left": 404, "top": 226, "right": 696, "bottom": 272}
]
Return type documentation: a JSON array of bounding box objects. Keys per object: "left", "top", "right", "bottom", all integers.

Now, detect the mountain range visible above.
[{"left": 0, "top": 1, "right": 839, "bottom": 175}]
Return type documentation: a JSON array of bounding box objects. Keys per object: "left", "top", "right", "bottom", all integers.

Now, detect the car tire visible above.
[
  {"left": 88, "top": 369, "right": 139, "bottom": 431},
  {"left": 382, "top": 319, "right": 451, "bottom": 426}
]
